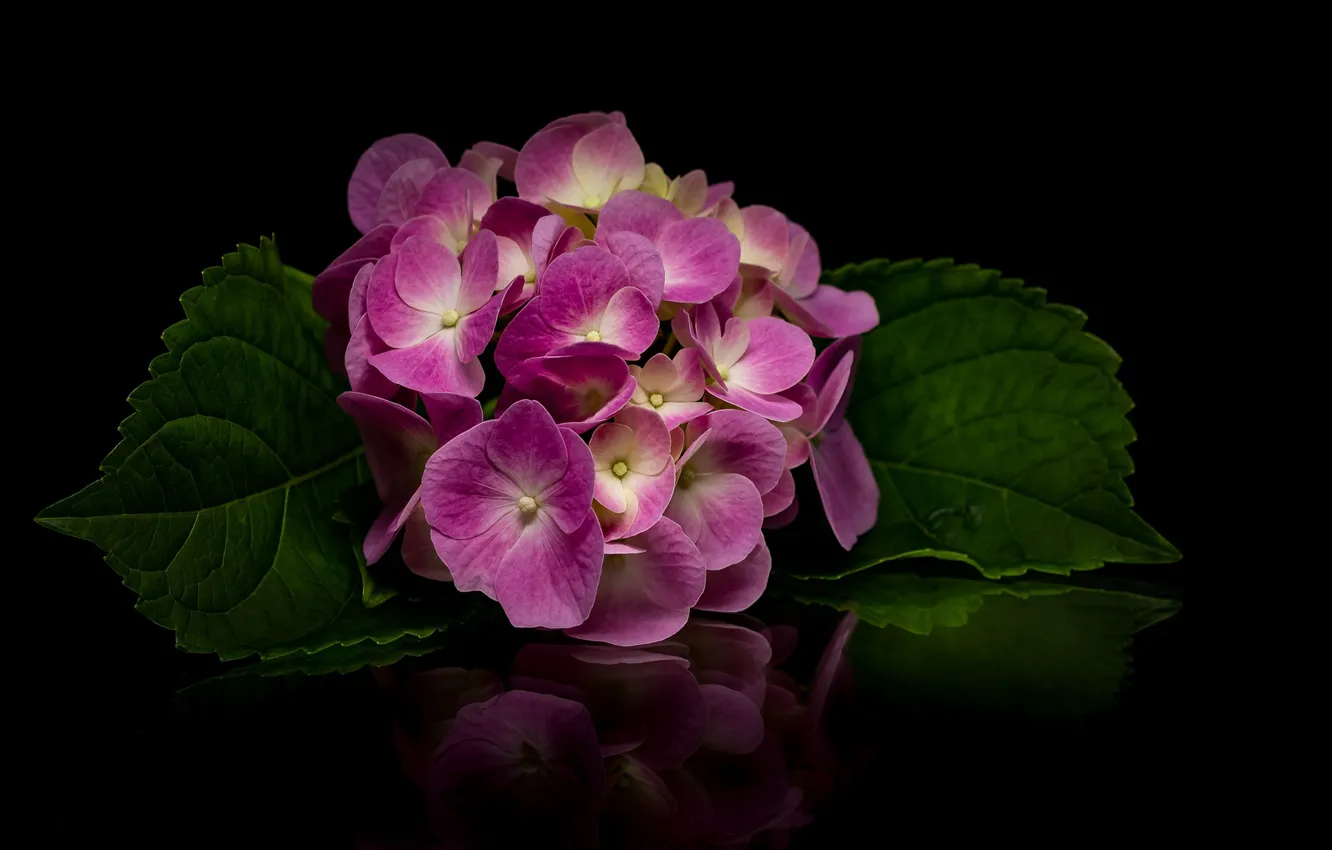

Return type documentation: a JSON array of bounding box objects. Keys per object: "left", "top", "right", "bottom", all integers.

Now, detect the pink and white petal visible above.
[
  {"left": 515, "top": 124, "right": 584, "bottom": 206},
  {"left": 600, "top": 231, "right": 665, "bottom": 306},
  {"left": 780, "top": 224, "right": 821, "bottom": 298},
  {"left": 598, "top": 286, "right": 659, "bottom": 357},
  {"left": 810, "top": 421, "right": 880, "bottom": 550},
  {"left": 712, "top": 317, "right": 751, "bottom": 372},
  {"left": 458, "top": 148, "right": 503, "bottom": 199},
  {"left": 702, "top": 181, "right": 735, "bottom": 216},
  {"left": 658, "top": 218, "right": 742, "bottom": 305},
  {"left": 774, "top": 284, "right": 880, "bottom": 338},
  {"left": 706, "top": 382, "right": 806, "bottom": 422},
  {"left": 345, "top": 315, "right": 398, "bottom": 400},
  {"left": 429, "top": 512, "right": 523, "bottom": 599},
  {"left": 670, "top": 170, "right": 709, "bottom": 216},
  {"left": 763, "top": 496, "right": 800, "bottom": 529},
  {"left": 499, "top": 273, "right": 534, "bottom": 316},
  {"left": 778, "top": 424, "right": 812, "bottom": 469},
  {"left": 565, "top": 517, "right": 704, "bottom": 646},
  {"left": 590, "top": 421, "right": 637, "bottom": 470},
  {"left": 532, "top": 216, "right": 580, "bottom": 279},
  {"left": 493, "top": 298, "right": 581, "bottom": 378},
  {"left": 594, "top": 467, "right": 630, "bottom": 514},
  {"left": 402, "top": 502, "right": 451, "bottom": 582},
  {"left": 737, "top": 206, "right": 789, "bottom": 273},
  {"left": 698, "top": 684, "right": 765, "bottom": 754},
  {"left": 390, "top": 213, "right": 461, "bottom": 253},
  {"left": 666, "top": 349, "right": 707, "bottom": 400},
  {"left": 664, "top": 472, "right": 764, "bottom": 571},
  {"left": 457, "top": 228, "right": 499, "bottom": 315},
  {"left": 421, "top": 420, "right": 521, "bottom": 540},
  {"left": 395, "top": 236, "right": 460, "bottom": 313},
  {"left": 494, "top": 510, "right": 605, "bottom": 628},
  {"left": 634, "top": 353, "right": 679, "bottom": 395},
  {"left": 570, "top": 122, "right": 645, "bottom": 206},
  {"left": 733, "top": 278, "right": 776, "bottom": 320},
  {"left": 670, "top": 428, "right": 686, "bottom": 463},
  {"left": 539, "top": 246, "right": 631, "bottom": 335},
  {"left": 597, "top": 190, "right": 682, "bottom": 243},
  {"left": 621, "top": 463, "right": 675, "bottom": 538},
  {"left": 366, "top": 255, "right": 439, "bottom": 347},
  {"left": 480, "top": 196, "right": 549, "bottom": 252},
  {"left": 762, "top": 468, "right": 796, "bottom": 519},
  {"left": 595, "top": 500, "right": 636, "bottom": 542},
  {"left": 415, "top": 166, "right": 493, "bottom": 231},
  {"left": 369, "top": 331, "right": 484, "bottom": 396},
  {"left": 694, "top": 539, "right": 772, "bottom": 613},
  {"left": 350, "top": 135, "right": 447, "bottom": 234},
  {"left": 715, "top": 197, "right": 743, "bottom": 239},
  {"left": 537, "top": 428, "right": 598, "bottom": 535},
  {"left": 337, "top": 390, "right": 437, "bottom": 505},
  {"left": 486, "top": 398, "right": 570, "bottom": 496},
  {"left": 455, "top": 288, "right": 504, "bottom": 363},
  {"left": 681, "top": 409, "right": 787, "bottom": 492},
  {"left": 656, "top": 401, "right": 714, "bottom": 431},
  {"left": 727, "top": 317, "right": 815, "bottom": 394},
  {"left": 374, "top": 158, "right": 443, "bottom": 229},
  {"left": 614, "top": 404, "right": 672, "bottom": 475},
  {"left": 469, "top": 141, "right": 519, "bottom": 181},
  {"left": 421, "top": 393, "right": 484, "bottom": 446},
  {"left": 605, "top": 541, "right": 647, "bottom": 555}
]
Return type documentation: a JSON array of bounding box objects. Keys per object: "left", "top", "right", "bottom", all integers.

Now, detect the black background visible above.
[{"left": 24, "top": 76, "right": 1225, "bottom": 843}]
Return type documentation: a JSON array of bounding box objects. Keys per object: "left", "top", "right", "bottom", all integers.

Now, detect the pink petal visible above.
[
  {"left": 494, "top": 509, "right": 604, "bottom": 628},
  {"left": 395, "top": 236, "right": 460, "bottom": 313},
  {"left": 455, "top": 289, "right": 504, "bottom": 363},
  {"left": 429, "top": 516, "right": 519, "bottom": 598},
  {"left": 336, "top": 391, "right": 436, "bottom": 495},
  {"left": 779, "top": 224, "right": 821, "bottom": 298},
  {"left": 486, "top": 398, "right": 570, "bottom": 496},
  {"left": 420, "top": 420, "right": 521, "bottom": 542},
  {"left": 598, "top": 285, "right": 659, "bottom": 357},
  {"left": 695, "top": 539, "right": 772, "bottom": 613},
  {"left": 778, "top": 422, "right": 812, "bottom": 469},
  {"left": 810, "top": 421, "right": 880, "bottom": 550},
  {"left": 806, "top": 336, "right": 862, "bottom": 430},
  {"left": 369, "top": 331, "right": 484, "bottom": 396},
  {"left": 605, "top": 541, "right": 646, "bottom": 555},
  {"left": 652, "top": 401, "right": 714, "bottom": 431},
  {"left": 565, "top": 517, "right": 705, "bottom": 646},
  {"left": 515, "top": 124, "right": 584, "bottom": 206},
  {"left": 414, "top": 166, "right": 492, "bottom": 235},
  {"left": 621, "top": 463, "right": 676, "bottom": 539},
  {"left": 570, "top": 122, "right": 645, "bottom": 207},
  {"left": 657, "top": 218, "right": 741, "bottom": 305},
  {"left": 390, "top": 214, "right": 460, "bottom": 253},
  {"left": 374, "top": 158, "right": 442, "bottom": 229},
  {"left": 349, "top": 134, "right": 446, "bottom": 234},
  {"left": 458, "top": 148, "right": 502, "bottom": 200},
  {"left": 599, "top": 230, "right": 665, "bottom": 306},
  {"left": 539, "top": 246, "right": 631, "bottom": 335},
  {"left": 681, "top": 409, "right": 787, "bottom": 493},
  {"left": 733, "top": 278, "right": 776, "bottom": 320},
  {"left": 669, "top": 309, "right": 723, "bottom": 389},
  {"left": 366, "top": 253, "right": 436, "bottom": 347},
  {"left": 531, "top": 216, "right": 581, "bottom": 279},
  {"left": 345, "top": 315, "right": 397, "bottom": 399},
  {"left": 347, "top": 261, "right": 376, "bottom": 329},
  {"left": 613, "top": 404, "right": 673, "bottom": 475},
  {"left": 492, "top": 297, "right": 580, "bottom": 378},
  {"left": 479, "top": 196, "right": 549, "bottom": 253},
  {"left": 707, "top": 381, "right": 806, "bottom": 422},
  {"left": 664, "top": 472, "right": 764, "bottom": 571},
  {"left": 698, "top": 684, "right": 765, "bottom": 754},
  {"left": 727, "top": 317, "right": 815, "bottom": 394},
  {"left": 420, "top": 393, "right": 484, "bottom": 446},
  {"left": 666, "top": 348, "right": 707, "bottom": 400},
  {"left": 402, "top": 502, "right": 451, "bottom": 581},
  {"left": 537, "top": 428, "right": 598, "bottom": 535},
  {"left": 597, "top": 190, "right": 682, "bottom": 243},
  {"left": 711, "top": 316, "right": 751, "bottom": 373},
  {"left": 737, "top": 205, "right": 789, "bottom": 273},
  {"left": 312, "top": 225, "right": 397, "bottom": 323},
  {"left": 763, "top": 496, "right": 800, "bottom": 529},
  {"left": 781, "top": 382, "right": 822, "bottom": 438},
  {"left": 670, "top": 169, "right": 709, "bottom": 216},
  {"left": 501, "top": 354, "right": 635, "bottom": 433},
  {"left": 808, "top": 352, "right": 854, "bottom": 438},
  {"left": 469, "top": 141, "right": 519, "bottom": 181},
  {"left": 773, "top": 284, "right": 881, "bottom": 338},
  {"left": 458, "top": 229, "right": 499, "bottom": 314},
  {"left": 762, "top": 468, "right": 796, "bottom": 517},
  {"left": 703, "top": 181, "right": 735, "bottom": 216}
]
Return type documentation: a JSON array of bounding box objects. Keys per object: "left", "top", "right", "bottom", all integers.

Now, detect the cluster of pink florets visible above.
[{"left": 315, "top": 111, "right": 881, "bottom": 644}]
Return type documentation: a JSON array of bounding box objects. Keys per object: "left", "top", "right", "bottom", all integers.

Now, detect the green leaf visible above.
[
  {"left": 36, "top": 238, "right": 444, "bottom": 660},
  {"left": 798, "top": 258, "right": 1179, "bottom": 579},
  {"left": 792, "top": 570, "right": 1179, "bottom": 717}
]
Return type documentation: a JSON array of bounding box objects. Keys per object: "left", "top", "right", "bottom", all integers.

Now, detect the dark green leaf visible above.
[
  {"left": 37, "top": 239, "right": 443, "bottom": 660},
  {"left": 801, "top": 258, "right": 1179, "bottom": 579}
]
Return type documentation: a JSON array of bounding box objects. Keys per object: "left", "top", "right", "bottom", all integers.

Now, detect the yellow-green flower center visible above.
[
  {"left": 440, "top": 309, "right": 460, "bottom": 328},
  {"left": 716, "top": 364, "right": 730, "bottom": 381},
  {"left": 649, "top": 392, "right": 665, "bottom": 408},
  {"left": 517, "top": 496, "right": 538, "bottom": 513},
  {"left": 679, "top": 466, "right": 697, "bottom": 489},
  {"left": 585, "top": 330, "right": 602, "bottom": 342},
  {"left": 612, "top": 461, "right": 629, "bottom": 478}
]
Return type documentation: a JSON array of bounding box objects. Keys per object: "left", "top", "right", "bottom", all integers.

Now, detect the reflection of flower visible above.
[{"left": 378, "top": 614, "right": 855, "bottom": 848}]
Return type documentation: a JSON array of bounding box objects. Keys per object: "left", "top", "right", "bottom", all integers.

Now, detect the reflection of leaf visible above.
[
  {"left": 794, "top": 570, "right": 1179, "bottom": 717},
  {"left": 796, "top": 259, "right": 1179, "bottom": 579},
  {"left": 36, "top": 240, "right": 445, "bottom": 660}
]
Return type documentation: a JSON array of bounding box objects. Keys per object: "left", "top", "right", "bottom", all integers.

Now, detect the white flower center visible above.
[
  {"left": 517, "top": 496, "right": 538, "bottom": 513},
  {"left": 649, "top": 393, "right": 664, "bottom": 408},
  {"left": 612, "top": 461, "right": 629, "bottom": 478},
  {"left": 440, "top": 310, "right": 460, "bottom": 328},
  {"left": 585, "top": 330, "right": 602, "bottom": 342}
]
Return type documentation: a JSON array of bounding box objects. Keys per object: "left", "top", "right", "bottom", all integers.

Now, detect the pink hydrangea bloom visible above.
[
  {"left": 627, "top": 349, "right": 713, "bottom": 429},
  {"left": 421, "top": 400, "right": 603, "bottom": 628},
  {"left": 588, "top": 405, "right": 677, "bottom": 540},
  {"left": 495, "top": 354, "right": 636, "bottom": 433}
]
